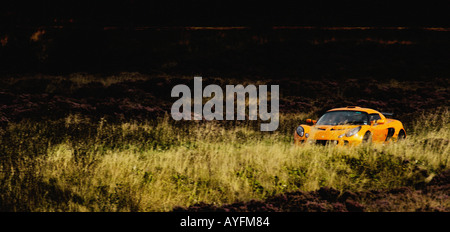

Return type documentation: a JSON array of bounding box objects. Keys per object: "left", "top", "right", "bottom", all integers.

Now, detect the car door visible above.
[{"left": 369, "top": 113, "right": 388, "bottom": 142}]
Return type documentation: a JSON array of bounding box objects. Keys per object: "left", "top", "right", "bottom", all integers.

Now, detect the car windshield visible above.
[{"left": 316, "top": 111, "right": 369, "bottom": 125}]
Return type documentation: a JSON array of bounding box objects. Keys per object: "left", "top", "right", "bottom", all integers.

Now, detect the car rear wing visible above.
[{"left": 381, "top": 112, "right": 394, "bottom": 117}]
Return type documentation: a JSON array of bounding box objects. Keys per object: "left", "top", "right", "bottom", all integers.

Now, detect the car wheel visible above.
[
  {"left": 362, "top": 131, "right": 372, "bottom": 143},
  {"left": 398, "top": 130, "right": 406, "bottom": 141}
]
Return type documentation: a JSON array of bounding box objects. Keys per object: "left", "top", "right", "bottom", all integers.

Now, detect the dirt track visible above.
[{"left": 174, "top": 169, "right": 450, "bottom": 212}]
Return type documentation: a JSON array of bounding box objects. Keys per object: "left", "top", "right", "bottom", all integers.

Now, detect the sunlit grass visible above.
[{"left": 0, "top": 110, "right": 448, "bottom": 211}]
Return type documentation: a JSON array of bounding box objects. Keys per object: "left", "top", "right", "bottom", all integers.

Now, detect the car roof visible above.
[{"left": 327, "top": 106, "right": 382, "bottom": 115}]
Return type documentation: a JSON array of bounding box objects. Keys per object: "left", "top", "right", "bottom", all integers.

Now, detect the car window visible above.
[
  {"left": 316, "top": 111, "right": 369, "bottom": 125},
  {"left": 369, "top": 113, "right": 381, "bottom": 121}
]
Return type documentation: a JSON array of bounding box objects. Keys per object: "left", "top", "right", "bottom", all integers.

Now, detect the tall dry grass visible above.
[{"left": 0, "top": 110, "right": 448, "bottom": 211}]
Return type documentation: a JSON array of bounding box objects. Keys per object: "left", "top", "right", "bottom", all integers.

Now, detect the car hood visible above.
[
  {"left": 312, "top": 125, "right": 361, "bottom": 131},
  {"left": 309, "top": 125, "right": 362, "bottom": 140}
]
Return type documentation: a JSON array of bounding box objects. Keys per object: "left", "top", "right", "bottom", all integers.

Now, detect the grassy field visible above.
[
  {"left": 0, "top": 107, "right": 448, "bottom": 211},
  {"left": 2, "top": 9, "right": 450, "bottom": 213}
]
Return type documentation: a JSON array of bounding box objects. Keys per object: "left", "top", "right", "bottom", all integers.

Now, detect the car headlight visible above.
[
  {"left": 296, "top": 126, "right": 304, "bottom": 137},
  {"left": 345, "top": 126, "right": 361, "bottom": 137}
]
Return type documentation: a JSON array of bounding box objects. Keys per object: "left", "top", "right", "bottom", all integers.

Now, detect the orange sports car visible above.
[{"left": 294, "top": 106, "right": 406, "bottom": 146}]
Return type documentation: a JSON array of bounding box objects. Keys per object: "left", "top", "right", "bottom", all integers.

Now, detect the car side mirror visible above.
[
  {"left": 376, "top": 119, "right": 385, "bottom": 124},
  {"left": 306, "top": 119, "right": 316, "bottom": 125}
]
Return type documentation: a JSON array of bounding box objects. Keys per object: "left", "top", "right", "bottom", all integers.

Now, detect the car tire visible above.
[
  {"left": 398, "top": 130, "right": 406, "bottom": 141},
  {"left": 362, "top": 131, "right": 372, "bottom": 143}
]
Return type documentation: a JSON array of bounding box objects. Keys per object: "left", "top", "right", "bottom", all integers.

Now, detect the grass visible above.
[{"left": 0, "top": 109, "right": 448, "bottom": 212}]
